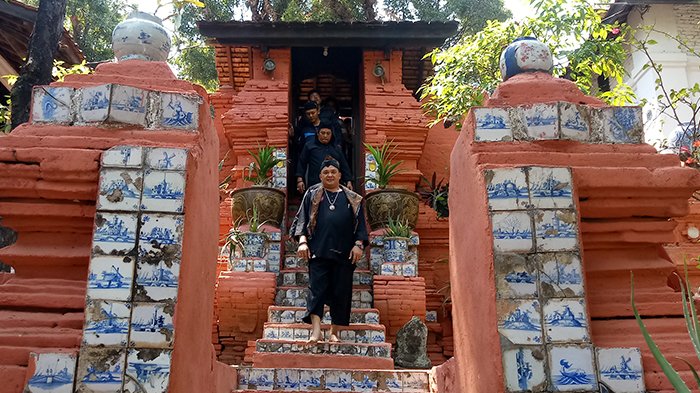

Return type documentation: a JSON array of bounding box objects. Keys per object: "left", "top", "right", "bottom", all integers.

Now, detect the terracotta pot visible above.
[
  {"left": 236, "top": 232, "right": 268, "bottom": 258},
  {"left": 383, "top": 237, "right": 409, "bottom": 262},
  {"left": 231, "top": 186, "right": 286, "bottom": 228},
  {"left": 364, "top": 189, "right": 420, "bottom": 231}
]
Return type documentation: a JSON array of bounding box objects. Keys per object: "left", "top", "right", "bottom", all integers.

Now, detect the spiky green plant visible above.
[
  {"left": 364, "top": 141, "right": 405, "bottom": 189},
  {"left": 385, "top": 216, "right": 412, "bottom": 238},
  {"left": 244, "top": 146, "right": 281, "bottom": 186}
]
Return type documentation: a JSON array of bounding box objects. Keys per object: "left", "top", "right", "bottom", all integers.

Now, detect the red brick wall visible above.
[{"left": 372, "top": 276, "right": 426, "bottom": 344}]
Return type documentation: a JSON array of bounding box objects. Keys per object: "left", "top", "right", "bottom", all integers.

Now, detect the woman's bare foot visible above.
[
  {"left": 328, "top": 333, "right": 340, "bottom": 343},
  {"left": 307, "top": 332, "right": 321, "bottom": 345}
]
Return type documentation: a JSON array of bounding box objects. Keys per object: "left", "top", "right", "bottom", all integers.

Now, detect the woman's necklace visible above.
[{"left": 323, "top": 188, "right": 340, "bottom": 211}]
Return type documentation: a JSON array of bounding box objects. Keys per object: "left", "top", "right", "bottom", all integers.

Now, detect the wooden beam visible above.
[
  {"left": 226, "top": 46, "right": 234, "bottom": 88},
  {"left": 0, "top": 53, "right": 17, "bottom": 91}
]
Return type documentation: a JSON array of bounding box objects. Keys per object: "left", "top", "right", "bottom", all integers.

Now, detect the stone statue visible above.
[{"left": 394, "top": 316, "right": 432, "bottom": 369}]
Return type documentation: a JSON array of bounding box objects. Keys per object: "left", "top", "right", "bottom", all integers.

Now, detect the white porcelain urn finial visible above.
[
  {"left": 499, "top": 37, "right": 554, "bottom": 81},
  {"left": 112, "top": 11, "right": 171, "bottom": 62}
]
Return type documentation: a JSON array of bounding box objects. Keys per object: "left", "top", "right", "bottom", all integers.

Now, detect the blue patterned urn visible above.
[
  {"left": 499, "top": 37, "right": 553, "bottom": 81},
  {"left": 112, "top": 11, "right": 171, "bottom": 62},
  {"left": 238, "top": 232, "right": 268, "bottom": 258},
  {"left": 383, "top": 237, "right": 408, "bottom": 263}
]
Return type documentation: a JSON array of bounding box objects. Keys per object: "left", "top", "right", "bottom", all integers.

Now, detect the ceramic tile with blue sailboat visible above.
[
  {"left": 159, "top": 93, "right": 199, "bottom": 130},
  {"left": 129, "top": 302, "right": 175, "bottom": 348},
  {"left": 102, "top": 146, "right": 144, "bottom": 168},
  {"left": 87, "top": 255, "right": 135, "bottom": 301},
  {"left": 134, "top": 257, "right": 180, "bottom": 301},
  {"left": 109, "top": 85, "right": 148, "bottom": 126},
  {"left": 83, "top": 300, "right": 131, "bottom": 346},
  {"left": 92, "top": 213, "right": 139, "bottom": 256},
  {"left": 559, "top": 102, "right": 590, "bottom": 141},
  {"left": 138, "top": 213, "right": 184, "bottom": 258},
  {"left": 31, "top": 86, "right": 74, "bottom": 124},
  {"left": 26, "top": 352, "right": 77, "bottom": 393},
  {"left": 543, "top": 298, "right": 590, "bottom": 343},
  {"left": 497, "top": 299, "right": 543, "bottom": 345},
  {"left": 248, "top": 368, "right": 275, "bottom": 390},
  {"left": 474, "top": 107, "right": 513, "bottom": 142},
  {"left": 351, "top": 370, "right": 378, "bottom": 392},
  {"left": 596, "top": 347, "right": 645, "bottom": 392},
  {"left": 325, "top": 369, "right": 352, "bottom": 392},
  {"left": 527, "top": 167, "right": 573, "bottom": 209},
  {"left": 274, "top": 368, "right": 300, "bottom": 391},
  {"left": 534, "top": 210, "right": 579, "bottom": 252},
  {"left": 299, "top": 369, "right": 324, "bottom": 390},
  {"left": 75, "top": 347, "right": 126, "bottom": 393},
  {"left": 145, "top": 147, "right": 188, "bottom": 171},
  {"left": 501, "top": 346, "right": 547, "bottom": 392},
  {"left": 538, "top": 253, "right": 584, "bottom": 298},
  {"left": 485, "top": 167, "right": 529, "bottom": 211},
  {"left": 491, "top": 211, "right": 534, "bottom": 253},
  {"left": 123, "top": 348, "right": 171, "bottom": 393},
  {"left": 522, "top": 103, "right": 559, "bottom": 140},
  {"left": 402, "top": 372, "right": 430, "bottom": 393},
  {"left": 77, "top": 84, "right": 112, "bottom": 123},
  {"left": 97, "top": 169, "right": 142, "bottom": 212},
  {"left": 548, "top": 345, "right": 597, "bottom": 391},
  {"left": 495, "top": 253, "right": 538, "bottom": 299},
  {"left": 140, "top": 170, "right": 185, "bottom": 213}
]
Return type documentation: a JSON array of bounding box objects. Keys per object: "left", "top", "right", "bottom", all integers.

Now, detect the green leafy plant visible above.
[
  {"left": 244, "top": 146, "right": 281, "bottom": 186},
  {"left": 385, "top": 216, "right": 412, "bottom": 238},
  {"left": 418, "top": 172, "right": 449, "bottom": 218},
  {"left": 222, "top": 204, "right": 270, "bottom": 257},
  {"left": 364, "top": 141, "right": 405, "bottom": 188},
  {"left": 244, "top": 204, "right": 271, "bottom": 233}
]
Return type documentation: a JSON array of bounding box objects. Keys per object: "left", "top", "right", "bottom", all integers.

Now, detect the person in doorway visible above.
[
  {"left": 296, "top": 124, "right": 352, "bottom": 193},
  {"left": 319, "top": 96, "right": 344, "bottom": 150},
  {"left": 295, "top": 100, "right": 322, "bottom": 150},
  {"left": 289, "top": 158, "right": 369, "bottom": 343}
]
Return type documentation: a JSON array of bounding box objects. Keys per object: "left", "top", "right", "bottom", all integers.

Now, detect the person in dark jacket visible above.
[
  {"left": 296, "top": 124, "right": 352, "bottom": 193},
  {"left": 289, "top": 158, "right": 369, "bottom": 343}
]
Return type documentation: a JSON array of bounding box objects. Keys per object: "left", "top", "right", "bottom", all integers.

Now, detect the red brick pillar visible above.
[{"left": 372, "top": 276, "right": 426, "bottom": 344}]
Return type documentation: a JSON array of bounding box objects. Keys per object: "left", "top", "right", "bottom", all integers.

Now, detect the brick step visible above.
[
  {"left": 277, "top": 269, "right": 373, "bottom": 287},
  {"left": 255, "top": 339, "right": 392, "bottom": 358},
  {"left": 0, "top": 365, "right": 27, "bottom": 393},
  {"left": 0, "top": 310, "right": 83, "bottom": 329},
  {"left": 262, "top": 323, "right": 386, "bottom": 344},
  {"left": 236, "top": 367, "right": 430, "bottom": 391},
  {"left": 283, "top": 255, "right": 370, "bottom": 271},
  {"left": 268, "top": 306, "right": 381, "bottom": 325},
  {"left": 275, "top": 287, "right": 373, "bottom": 308},
  {"left": 252, "top": 352, "right": 395, "bottom": 371}
]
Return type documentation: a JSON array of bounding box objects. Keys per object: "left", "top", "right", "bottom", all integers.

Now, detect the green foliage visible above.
[
  {"left": 385, "top": 216, "right": 412, "bottom": 238},
  {"left": 420, "top": 0, "right": 633, "bottom": 129},
  {"left": 364, "top": 141, "right": 405, "bottom": 189},
  {"left": 418, "top": 172, "right": 449, "bottom": 218},
  {"left": 244, "top": 146, "right": 281, "bottom": 186},
  {"left": 0, "top": 95, "right": 11, "bottom": 133}
]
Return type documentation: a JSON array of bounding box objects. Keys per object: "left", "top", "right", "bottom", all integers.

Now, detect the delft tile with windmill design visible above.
[
  {"left": 83, "top": 300, "right": 131, "bottom": 347},
  {"left": 502, "top": 346, "right": 547, "bottom": 392},
  {"left": 492, "top": 211, "right": 534, "bottom": 253},
  {"left": 543, "top": 298, "right": 590, "bottom": 343},
  {"left": 97, "top": 169, "right": 142, "bottom": 212},
  {"left": 527, "top": 167, "right": 574, "bottom": 209},
  {"left": 145, "top": 148, "right": 188, "bottom": 171},
  {"left": 559, "top": 102, "right": 590, "bottom": 141},
  {"left": 129, "top": 302, "right": 175, "bottom": 348},
  {"left": 26, "top": 352, "right": 77, "bottom": 393},
  {"left": 75, "top": 347, "right": 126, "bottom": 393},
  {"left": 102, "top": 146, "right": 144, "bottom": 168},
  {"left": 123, "top": 348, "right": 171, "bottom": 393},
  {"left": 548, "top": 345, "right": 597, "bottom": 391},
  {"left": 140, "top": 170, "right": 185, "bottom": 213},
  {"left": 534, "top": 210, "right": 579, "bottom": 252},
  {"left": 596, "top": 347, "right": 645, "bottom": 393},
  {"left": 78, "top": 84, "right": 111, "bottom": 123},
  {"left": 497, "top": 299, "right": 543, "bottom": 345},
  {"left": 92, "top": 213, "right": 138, "bottom": 256},
  {"left": 109, "top": 85, "right": 148, "bottom": 126},
  {"left": 474, "top": 107, "right": 514, "bottom": 142},
  {"left": 485, "top": 167, "right": 529, "bottom": 211},
  {"left": 32, "top": 86, "right": 74, "bottom": 124},
  {"left": 159, "top": 93, "right": 199, "bottom": 130},
  {"left": 495, "top": 253, "right": 538, "bottom": 299},
  {"left": 87, "top": 255, "right": 135, "bottom": 301},
  {"left": 537, "top": 253, "right": 584, "bottom": 298}
]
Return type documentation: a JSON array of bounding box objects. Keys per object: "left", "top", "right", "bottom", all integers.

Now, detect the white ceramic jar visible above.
[{"left": 112, "top": 11, "right": 171, "bottom": 62}]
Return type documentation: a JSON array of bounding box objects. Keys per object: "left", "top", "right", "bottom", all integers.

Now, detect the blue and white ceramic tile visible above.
[
  {"left": 278, "top": 328, "right": 294, "bottom": 340},
  {"left": 272, "top": 162, "right": 287, "bottom": 177},
  {"left": 145, "top": 148, "right": 188, "bottom": 171},
  {"left": 402, "top": 263, "right": 417, "bottom": 277},
  {"left": 97, "top": 169, "right": 142, "bottom": 212},
  {"left": 75, "top": 347, "right": 126, "bottom": 393},
  {"left": 129, "top": 302, "right": 175, "bottom": 348},
  {"left": 598, "top": 107, "right": 643, "bottom": 144},
  {"left": 325, "top": 370, "right": 352, "bottom": 392},
  {"left": 491, "top": 211, "right": 534, "bottom": 253},
  {"left": 141, "top": 170, "right": 185, "bottom": 213},
  {"left": 231, "top": 258, "right": 247, "bottom": 272},
  {"left": 135, "top": 259, "right": 180, "bottom": 301},
  {"left": 380, "top": 263, "right": 396, "bottom": 276},
  {"left": 280, "top": 310, "right": 295, "bottom": 324},
  {"left": 352, "top": 371, "right": 378, "bottom": 392},
  {"left": 408, "top": 234, "right": 420, "bottom": 246},
  {"left": 426, "top": 311, "right": 438, "bottom": 323},
  {"left": 495, "top": 253, "right": 538, "bottom": 299},
  {"left": 538, "top": 253, "right": 584, "bottom": 298},
  {"left": 87, "top": 255, "right": 135, "bottom": 301},
  {"left": 269, "top": 231, "right": 282, "bottom": 242},
  {"left": 497, "top": 299, "right": 543, "bottom": 345},
  {"left": 83, "top": 300, "right": 131, "bottom": 346},
  {"left": 340, "top": 329, "right": 355, "bottom": 342},
  {"left": 102, "top": 146, "right": 144, "bottom": 168},
  {"left": 78, "top": 84, "right": 111, "bottom": 123},
  {"left": 534, "top": 210, "right": 578, "bottom": 251},
  {"left": 402, "top": 372, "right": 430, "bottom": 393},
  {"left": 275, "top": 369, "right": 300, "bottom": 391},
  {"left": 237, "top": 367, "right": 251, "bottom": 389},
  {"left": 32, "top": 86, "right": 74, "bottom": 124},
  {"left": 253, "top": 258, "right": 267, "bottom": 272},
  {"left": 365, "top": 180, "right": 378, "bottom": 191},
  {"left": 294, "top": 327, "right": 310, "bottom": 341},
  {"left": 248, "top": 368, "right": 275, "bottom": 391},
  {"left": 527, "top": 167, "right": 573, "bottom": 209},
  {"left": 93, "top": 213, "right": 138, "bottom": 256},
  {"left": 366, "top": 312, "right": 380, "bottom": 325},
  {"left": 502, "top": 346, "right": 546, "bottom": 392},
  {"left": 474, "top": 107, "right": 513, "bottom": 142},
  {"left": 263, "top": 327, "right": 278, "bottom": 339},
  {"left": 596, "top": 347, "right": 645, "bottom": 393},
  {"left": 124, "top": 349, "right": 171, "bottom": 393},
  {"left": 26, "top": 352, "right": 77, "bottom": 393},
  {"left": 485, "top": 168, "right": 529, "bottom": 211},
  {"left": 109, "top": 85, "right": 148, "bottom": 126},
  {"left": 370, "top": 330, "right": 386, "bottom": 343},
  {"left": 269, "top": 242, "right": 281, "bottom": 252},
  {"left": 160, "top": 93, "right": 199, "bottom": 130},
  {"left": 274, "top": 148, "right": 287, "bottom": 160},
  {"left": 549, "top": 345, "right": 597, "bottom": 391},
  {"left": 522, "top": 103, "right": 559, "bottom": 140},
  {"left": 559, "top": 102, "right": 589, "bottom": 141},
  {"left": 380, "top": 372, "right": 402, "bottom": 392},
  {"left": 299, "top": 369, "right": 323, "bottom": 390},
  {"left": 544, "top": 298, "right": 589, "bottom": 343},
  {"left": 138, "top": 213, "right": 184, "bottom": 256}
]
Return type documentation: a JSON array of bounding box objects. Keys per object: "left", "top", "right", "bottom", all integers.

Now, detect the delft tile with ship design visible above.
[
  {"left": 527, "top": 167, "right": 573, "bottom": 209},
  {"left": 83, "top": 300, "right": 131, "bottom": 347},
  {"left": 543, "top": 298, "right": 589, "bottom": 343},
  {"left": 26, "top": 352, "right": 77, "bottom": 393},
  {"left": 495, "top": 253, "right": 538, "bottom": 299},
  {"left": 485, "top": 167, "right": 529, "bottom": 211},
  {"left": 32, "top": 86, "right": 74, "bottom": 124},
  {"left": 352, "top": 370, "right": 379, "bottom": 392},
  {"left": 87, "top": 255, "right": 135, "bottom": 301},
  {"left": 145, "top": 148, "right": 188, "bottom": 171},
  {"left": 129, "top": 302, "right": 175, "bottom": 348},
  {"left": 325, "top": 370, "right": 353, "bottom": 392},
  {"left": 492, "top": 211, "right": 534, "bottom": 253},
  {"left": 596, "top": 347, "right": 645, "bottom": 393},
  {"left": 299, "top": 369, "right": 324, "bottom": 390},
  {"left": 522, "top": 103, "right": 559, "bottom": 140},
  {"left": 102, "top": 146, "right": 144, "bottom": 168},
  {"left": 366, "top": 311, "right": 380, "bottom": 325},
  {"left": 559, "top": 102, "right": 590, "bottom": 141},
  {"left": 75, "top": 347, "right": 126, "bottom": 393},
  {"left": 474, "top": 107, "right": 514, "bottom": 142},
  {"left": 134, "top": 256, "right": 180, "bottom": 302},
  {"left": 534, "top": 210, "right": 578, "bottom": 252},
  {"left": 275, "top": 368, "right": 300, "bottom": 391},
  {"left": 497, "top": 299, "right": 543, "bottom": 345},
  {"left": 140, "top": 170, "right": 185, "bottom": 213},
  {"left": 537, "top": 253, "right": 584, "bottom": 298},
  {"left": 109, "top": 85, "right": 148, "bottom": 126},
  {"left": 78, "top": 84, "right": 111, "bottom": 123},
  {"left": 92, "top": 213, "right": 138, "bottom": 256},
  {"left": 502, "top": 346, "right": 547, "bottom": 392},
  {"left": 248, "top": 368, "right": 275, "bottom": 391},
  {"left": 548, "top": 345, "right": 597, "bottom": 391},
  {"left": 123, "top": 349, "right": 171, "bottom": 393},
  {"left": 596, "top": 106, "right": 644, "bottom": 144},
  {"left": 159, "top": 93, "right": 199, "bottom": 130},
  {"left": 97, "top": 169, "right": 142, "bottom": 212},
  {"left": 138, "top": 213, "right": 184, "bottom": 257},
  {"left": 402, "top": 372, "right": 430, "bottom": 393}
]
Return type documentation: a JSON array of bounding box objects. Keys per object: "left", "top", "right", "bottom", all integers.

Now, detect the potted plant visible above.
[
  {"left": 383, "top": 216, "right": 412, "bottom": 263},
  {"left": 363, "top": 141, "right": 420, "bottom": 231},
  {"left": 223, "top": 205, "right": 270, "bottom": 259},
  {"left": 230, "top": 146, "right": 286, "bottom": 228}
]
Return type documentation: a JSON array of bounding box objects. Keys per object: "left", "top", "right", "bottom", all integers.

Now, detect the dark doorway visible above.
[{"left": 290, "top": 47, "right": 363, "bottom": 193}]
